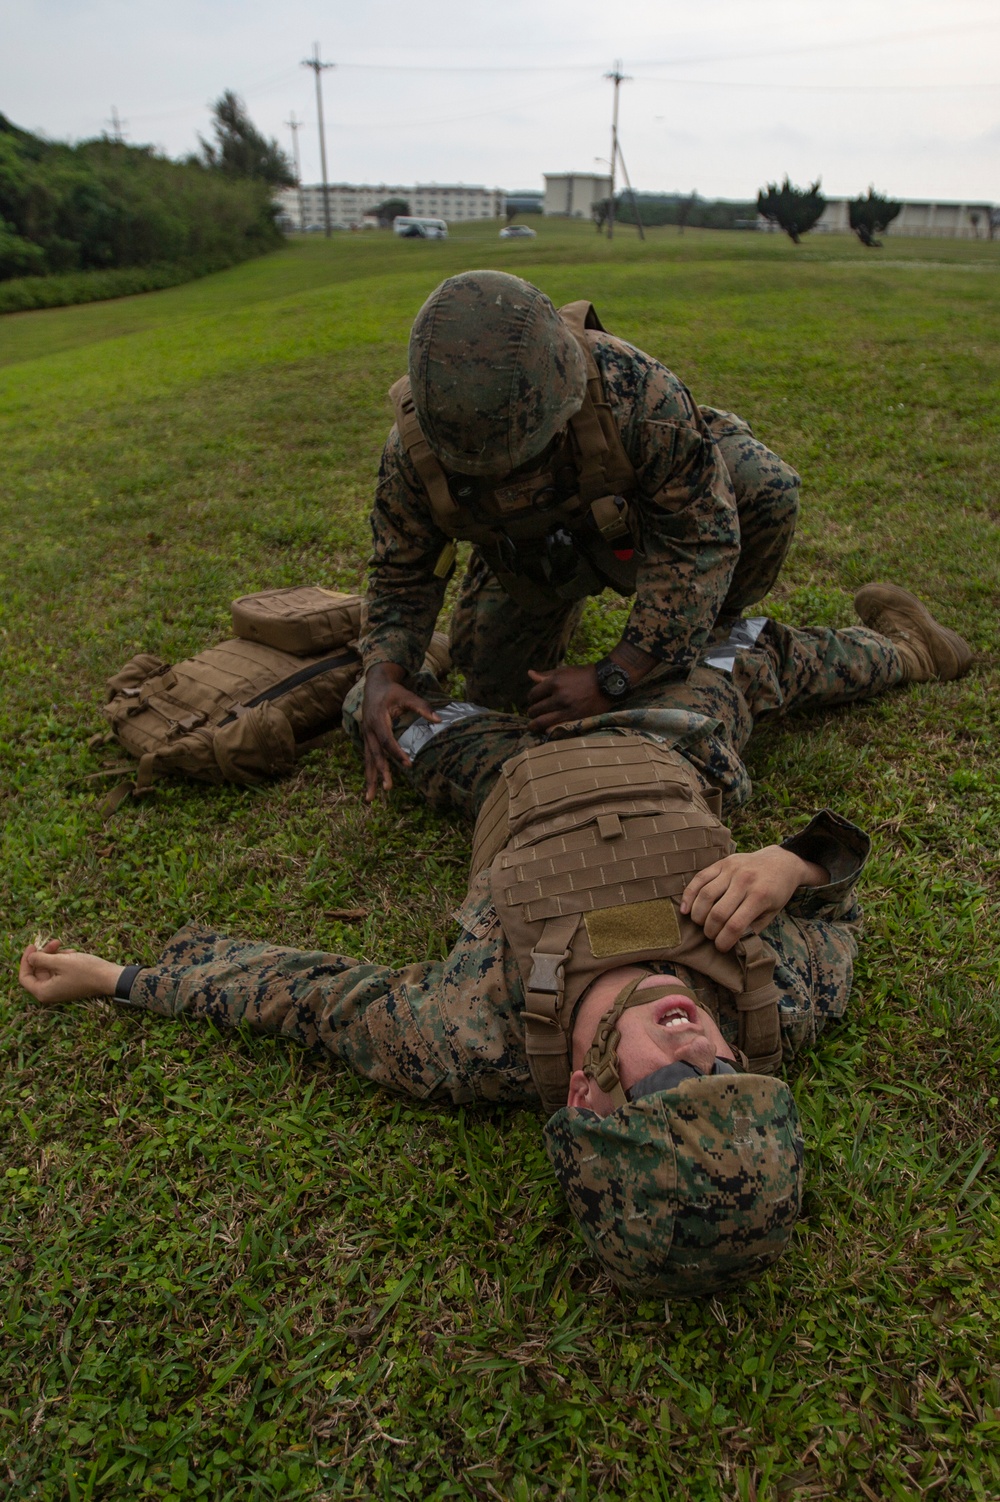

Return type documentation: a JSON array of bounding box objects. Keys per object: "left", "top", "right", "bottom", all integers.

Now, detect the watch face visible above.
[{"left": 599, "top": 664, "right": 630, "bottom": 699}]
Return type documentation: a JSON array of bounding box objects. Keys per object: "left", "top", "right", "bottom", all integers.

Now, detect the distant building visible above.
[
  {"left": 815, "top": 197, "right": 994, "bottom": 239},
  {"left": 275, "top": 182, "right": 505, "bottom": 231},
  {"left": 543, "top": 173, "right": 612, "bottom": 219},
  {"left": 505, "top": 190, "right": 544, "bottom": 216}
]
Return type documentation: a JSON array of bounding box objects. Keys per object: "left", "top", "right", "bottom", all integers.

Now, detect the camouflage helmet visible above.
[
  {"left": 407, "top": 270, "right": 588, "bottom": 476},
  {"left": 544, "top": 1073, "right": 803, "bottom": 1297}
]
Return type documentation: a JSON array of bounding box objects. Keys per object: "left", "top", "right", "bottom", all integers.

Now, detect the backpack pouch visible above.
[
  {"left": 105, "top": 653, "right": 172, "bottom": 698},
  {"left": 212, "top": 703, "right": 297, "bottom": 785},
  {"left": 230, "top": 587, "right": 363, "bottom": 656}
]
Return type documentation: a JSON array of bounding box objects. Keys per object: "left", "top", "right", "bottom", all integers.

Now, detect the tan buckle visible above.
[{"left": 527, "top": 949, "right": 569, "bottom": 994}]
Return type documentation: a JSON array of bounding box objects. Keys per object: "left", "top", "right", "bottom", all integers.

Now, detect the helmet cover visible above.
[
  {"left": 408, "top": 270, "right": 588, "bottom": 476},
  {"left": 544, "top": 1073, "right": 803, "bottom": 1297}
]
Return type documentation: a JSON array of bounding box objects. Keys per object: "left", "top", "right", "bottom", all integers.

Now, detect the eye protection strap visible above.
[{"left": 582, "top": 974, "right": 701, "bottom": 1112}]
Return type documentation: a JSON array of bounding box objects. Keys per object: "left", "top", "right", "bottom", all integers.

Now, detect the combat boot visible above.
[
  {"left": 421, "top": 631, "right": 452, "bottom": 682},
  {"left": 854, "top": 584, "right": 973, "bottom": 682}
]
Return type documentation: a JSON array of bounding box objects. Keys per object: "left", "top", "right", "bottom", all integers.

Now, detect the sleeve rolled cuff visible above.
[
  {"left": 359, "top": 631, "right": 430, "bottom": 681},
  {"left": 780, "top": 809, "right": 871, "bottom": 907}
]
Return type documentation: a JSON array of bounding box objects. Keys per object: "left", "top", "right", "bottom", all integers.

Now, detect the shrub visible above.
[
  {"left": 849, "top": 188, "right": 902, "bottom": 248},
  {"left": 0, "top": 114, "right": 283, "bottom": 286},
  {"left": 757, "top": 178, "right": 825, "bottom": 244}
]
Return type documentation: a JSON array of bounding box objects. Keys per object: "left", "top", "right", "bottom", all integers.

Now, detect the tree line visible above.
[
  {"left": 593, "top": 193, "right": 757, "bottom": 232},
  {"left": 0, "top": 93, "right": 293, "bottom": 284},
  {"left": 593, "top": 182, "right": 920, "bottom": 248}
]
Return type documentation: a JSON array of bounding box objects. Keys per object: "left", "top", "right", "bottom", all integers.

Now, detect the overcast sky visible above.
[{"left": 4, "top": 0, "right": 998, "bottom": 201}]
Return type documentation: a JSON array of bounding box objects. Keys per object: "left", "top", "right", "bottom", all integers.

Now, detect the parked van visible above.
[{"left": 393, "top": 217, "right": 448, "bottom": 240}]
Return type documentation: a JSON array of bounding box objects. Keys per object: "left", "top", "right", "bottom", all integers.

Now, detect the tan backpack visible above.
[
  {"left": 99, "top": 587, "right": 363, "bottom": 812},
  {"left": 478, "top": 734, "right": 784, "bottom": 1115}
]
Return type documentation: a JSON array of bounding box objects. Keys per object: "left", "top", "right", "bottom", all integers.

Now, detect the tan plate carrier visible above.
[
  {"left": 388, "top": 302, "right": 641, "bottom": 611},
  {"left": 475, "top": 734, "right": 784, "bottom": 1116}
]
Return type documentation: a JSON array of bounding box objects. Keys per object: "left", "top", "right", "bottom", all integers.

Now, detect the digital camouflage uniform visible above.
[
  {"left": 128, "top": 617, "right": 904, "bottom": 1103},
  {"left": 365, "top": 326, "right": 800, "bottom": 710}
]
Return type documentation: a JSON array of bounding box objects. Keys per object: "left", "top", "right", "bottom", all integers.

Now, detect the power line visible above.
[
  {"left": 301, "top": 43, "right": 335, "bottom": 238},
  {"left": 639, "top": 75, "right": 998, "bottom": 92},
  {"left": 125, "top": 66, "right": 301, "bottom": 124},
  {"left": 320, "top": 73, "right": 596, "bottom": 135},
  {"left": 636, "top": 16, "right": 1000, "bottom": 71},
  {"left": 312, "top": 18, "right": 1000, "bottom": 74}
]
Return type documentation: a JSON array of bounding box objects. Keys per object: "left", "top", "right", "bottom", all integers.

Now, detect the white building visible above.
[
  {"left": 276, "top": 182, "right": 505, "bottom": 231},
  {"left": 543, "top": 173, "right": 612, "bottom": 219},
  {"left": 815, "top": 197, "right": 994, "bottom": 239}
]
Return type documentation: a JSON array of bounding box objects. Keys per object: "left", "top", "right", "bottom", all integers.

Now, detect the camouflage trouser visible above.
[
  {"left": 343, "top": 620, "right": 905, "bottom": 823},
  {"left": 450, "top": 407, "right": 800, "bottom": 711}
]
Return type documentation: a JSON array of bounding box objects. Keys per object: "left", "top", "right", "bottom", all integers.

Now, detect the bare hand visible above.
[
  {"left": 680, "top": 847, "right": 829, "bottom": 953},
  {"left": 526, "top": 666, "right": 610, "bottom": 732},
  {"left": 19, "top": 941, "right": 123, "bottom": 1006},
  {"left": 361, "top": 662, "right": 440, "bottom": 801}
]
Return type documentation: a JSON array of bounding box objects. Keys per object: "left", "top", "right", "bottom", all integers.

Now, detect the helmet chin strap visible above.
[
  {"left": 627, "top": 1057, "right": 738, "bottom": 1103},
  {"left": 582, "top": 973, "right": 703, "bottom": 1112}
]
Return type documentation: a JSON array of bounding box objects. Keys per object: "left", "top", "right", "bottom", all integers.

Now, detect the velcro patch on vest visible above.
[{"left": 584, "top": 897, "right": 682, "bottom": 958}]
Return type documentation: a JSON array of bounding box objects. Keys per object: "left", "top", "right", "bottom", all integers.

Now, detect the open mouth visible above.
[{"left": 654, "top": 997, "right": 699, "bottom": 1029}]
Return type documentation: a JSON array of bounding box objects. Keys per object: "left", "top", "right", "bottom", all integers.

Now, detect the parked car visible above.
[
  {"left": 393, "top": 217, "right": 448, "bottom": 240},
  {"left": 499, "top": 224, "right": 537, "bottom": 239}
]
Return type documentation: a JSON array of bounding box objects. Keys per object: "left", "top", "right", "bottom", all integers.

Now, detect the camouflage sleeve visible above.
[
  {"left": 128, "top": 894, "right": 535, "bottom": 1108},
  {"left": 362, "top": 427, "right": 450, "bottom": 678},
  {"left": 761, "top": 905, "right": 862, "bottom": 1063},
  {"left": 753, "top": 812, "right": 870, "bottom": 1061},
  {"left": 594, "top": 336, "right": 740, "bottom": 672},
  {"left": 780, "top": 810, "right": 871, "bottom": 922}
]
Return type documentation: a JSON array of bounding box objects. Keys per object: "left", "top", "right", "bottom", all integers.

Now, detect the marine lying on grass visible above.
[
  {"left": 361, "top": 269, "right": 803, "bottom": 800},
  {"left": 19, "top": 589, "right": 973, "bottom": 1299}
]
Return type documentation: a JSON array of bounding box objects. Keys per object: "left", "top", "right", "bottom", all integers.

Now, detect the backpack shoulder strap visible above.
[
  {"left": 557, "top": 299, "right": 607, "bottom": 335},
  {"left": 388, "top": 375, "right": 460, "bottom": 531},
  {"left": 556, "top": 304, "right": 636, "bottom": 507},
  {"left": 731, "top": 933, "right": 784, "bottom": 1074}
]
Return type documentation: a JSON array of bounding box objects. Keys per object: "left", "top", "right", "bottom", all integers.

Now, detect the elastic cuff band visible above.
[{"left": 114, "top": 964, "right": 143, "bottom": 1002}]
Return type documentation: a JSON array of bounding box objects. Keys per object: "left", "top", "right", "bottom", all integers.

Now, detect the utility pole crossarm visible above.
[{"left": 301, "top": 43, "right": 335, "bottom": 237}]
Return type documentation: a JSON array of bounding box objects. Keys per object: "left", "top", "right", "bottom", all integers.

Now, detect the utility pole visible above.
[
  {"left": 603, "top": 62, "right": 643, "bottom": 241},
  {"left": 301, "top": 43, "right": 334, "bottom": 237},
  {"left": 285, "top": 110, "right": 305, "bottom": 232},
  {"left": 105, "top": 106, "right": 126, "bottom": 143},
  {"left": 615, "top": 139, "right": 645, "bottom": 242},
  {"left": 605, "top": 62, "right": 625, "bottom": 240}
]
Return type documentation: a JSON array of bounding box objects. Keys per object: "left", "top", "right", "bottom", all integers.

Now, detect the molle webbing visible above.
[
  {"left": 483, "top": 736, "right": 784, "bottom": 1115},
  {"left": 387, "top": 303, "right": 637, "bottom": 551},
  {"left": 470, "top": 768, "right": 514, "bottom": 875}
]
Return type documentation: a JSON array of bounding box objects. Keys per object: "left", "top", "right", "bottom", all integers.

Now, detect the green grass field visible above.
[{"left": 1, "top": 221, "right": 998, "bottom": 1501}]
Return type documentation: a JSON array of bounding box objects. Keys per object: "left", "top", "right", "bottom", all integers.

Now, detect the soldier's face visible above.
[{"left": 569, "top": 969, "right": 736, "bottom": 1117}]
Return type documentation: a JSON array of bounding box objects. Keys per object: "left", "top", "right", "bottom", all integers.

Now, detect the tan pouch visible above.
[
  {"left": 212, "top": 704, "right": 297, "bottom": 785},
  {"left": 230, "top": 587, "right": 363, "bottom": 656},
  {"left": 105, "top": 653, "right": 172, "bottom": 697}
]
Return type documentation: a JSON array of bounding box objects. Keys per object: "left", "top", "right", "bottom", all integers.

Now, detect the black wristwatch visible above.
[{"left": 595, "top": 656, "right": 632, "bottom": 702}]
